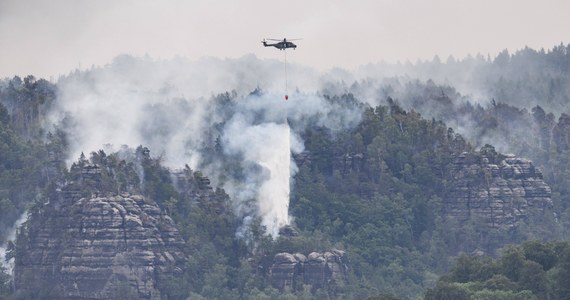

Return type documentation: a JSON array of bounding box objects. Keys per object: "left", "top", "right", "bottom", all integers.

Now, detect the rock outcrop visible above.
[
  {"left": 14, "top": 181, "right": 186, "bottom": 299},
  {"left": 445, "top": 149, "right": 553, "bottom": 228},
  {"left": 269, "top": 249, "right": 349, "bottom": 292}
]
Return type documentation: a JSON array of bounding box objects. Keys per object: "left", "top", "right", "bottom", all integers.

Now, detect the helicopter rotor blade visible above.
[{"left": 266, "top": 38, "right": 282, "bottom": 41}]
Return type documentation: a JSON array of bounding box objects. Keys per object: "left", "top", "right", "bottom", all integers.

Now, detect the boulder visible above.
[{"left": 269, "top": 249, "right": 349, "bottom": 292}]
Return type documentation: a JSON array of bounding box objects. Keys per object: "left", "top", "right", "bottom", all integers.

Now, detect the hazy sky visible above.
[{"left": 1, "top": 0, "right": 569, "bottom": 79}]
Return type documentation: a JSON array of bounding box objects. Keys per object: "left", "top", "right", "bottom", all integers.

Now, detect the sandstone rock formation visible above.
[
  {"left": 14, "top": 176, "right": 186, "bottom": 299},
  {"left": 269, "top": 249, "right": 349, "bottom": 292},
  {"left": 445, "top": 149, "right": 553, "bottom": 228}
]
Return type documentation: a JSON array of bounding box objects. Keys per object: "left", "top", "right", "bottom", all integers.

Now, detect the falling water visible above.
[{"left": 257, "top": 122, "right": 291, "bottom": 237}]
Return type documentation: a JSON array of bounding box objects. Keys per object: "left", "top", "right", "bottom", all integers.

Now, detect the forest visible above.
[{"left": 0, "top": 44, "right": 570, "bottom": 299}]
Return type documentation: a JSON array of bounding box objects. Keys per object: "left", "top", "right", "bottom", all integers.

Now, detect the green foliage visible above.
[
  {"left": 0, "top": 115, "right": 54, "bottom": 238},
  {"left": 428, "top": 241, "right": 570, "bottom": 300},
  {"left": 499, "top": 246, "right": 526, "bottom": 282},
  {"left": 287, "top": 101, "right": 477, "bottom": 298},
  {"left": 367, "top": 292, "right": 401, "bottom": 300},
  {"left": 424, "top": 282, "right": 470, "bottom": 300},
  {"left": 549, "top": 245, "right": 570, "bottom": 299},
  {"left": 448, "top": 254, "right": 497, "bottom": 283}
]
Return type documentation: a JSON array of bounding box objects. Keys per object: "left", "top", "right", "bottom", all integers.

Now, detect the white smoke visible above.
[
  {"left": 52, "top": 54, "right": 320, "bottom": 167},
  {"left": 223, "top": 120, "right": 296, "bottom": 237},
  {"left": 0, "top": 212, "right": 28, "bottom": 276},
  {"left": 48, "top": 54, "right": 361, "bottom": 238}
]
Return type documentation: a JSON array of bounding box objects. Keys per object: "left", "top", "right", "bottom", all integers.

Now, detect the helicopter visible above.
[
  {"left": 262, "top": 38, "right": 301, "bottom": 50},
  {"left": 262, "top": 38, "right": 301, "bottom": 100}
]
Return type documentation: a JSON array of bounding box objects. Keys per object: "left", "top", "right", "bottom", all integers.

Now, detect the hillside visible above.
[{"left": 0, "top": 44, "right": 570, "bottom": 299}]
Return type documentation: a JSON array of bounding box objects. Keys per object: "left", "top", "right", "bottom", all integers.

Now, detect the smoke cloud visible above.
[
  {"left": 48, "top": 54, "right": 361, "bottom": 238},
  {"left": 0, "top": 213, "right": 28, "bottom": 275},
  {"left": 223, "top": 119, "right": 297, "bottom": 237}
]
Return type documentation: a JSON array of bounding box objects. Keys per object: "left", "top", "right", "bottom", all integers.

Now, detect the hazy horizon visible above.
[{"left": 1, "top": 0, "right": 569, "bottom": 79}]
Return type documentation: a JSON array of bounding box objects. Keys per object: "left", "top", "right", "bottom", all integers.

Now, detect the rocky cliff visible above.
[
  {"left": 269, "top": 249, "right": 349, "bottom": 292},
  {"left": 14, "top": 167, "right": 186, "bottom": 299},
  {"left": 445, "top": 148, "right": 553, "bottom": 228}
]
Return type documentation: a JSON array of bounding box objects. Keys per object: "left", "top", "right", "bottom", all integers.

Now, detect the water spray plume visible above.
[{"left": 257, "top": 123, "right": 292, "bottom": 237}]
